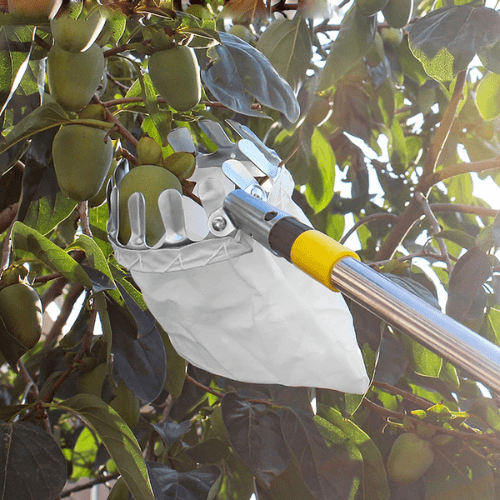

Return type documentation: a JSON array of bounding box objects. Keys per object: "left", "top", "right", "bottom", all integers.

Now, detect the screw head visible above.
[
  {"left": 212, "top": 216, "right": 227, "bottom": 232},
  {"left": 249, "top": 185, "right": 265, "bottom": 200}
]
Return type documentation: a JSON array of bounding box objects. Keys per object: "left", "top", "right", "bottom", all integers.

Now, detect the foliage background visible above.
[{"left": 0, "top": 0, "right": 500, "bottom": 498}]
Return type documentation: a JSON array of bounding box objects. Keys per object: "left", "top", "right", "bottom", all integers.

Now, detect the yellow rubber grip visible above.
[{"left": 290, "top": 230, "right": 359, "bottom": 291}]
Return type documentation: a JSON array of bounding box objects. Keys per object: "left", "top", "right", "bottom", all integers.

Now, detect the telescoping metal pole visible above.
[{"left": 223, "top": 189, "right": 500, "bottom": 395}]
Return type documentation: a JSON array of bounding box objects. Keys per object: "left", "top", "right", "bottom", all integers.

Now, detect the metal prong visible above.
[
  {"left": 198, "top": 178, "right": 227, "bottom": 218},
  {"left": 127, "top": 192, "right": 148, "bottom": 249},
  {"left": 182, "top": 196, "right": 209, "bottom": 242},
  {"left": 158, "top": 190, "right": 190, "bottom": 246},
  {"left": 167, "top": 127, "right": 196, "bottom": 153},
  {"left": 238, "top": 139, "right": 280, "bottom": 179}
]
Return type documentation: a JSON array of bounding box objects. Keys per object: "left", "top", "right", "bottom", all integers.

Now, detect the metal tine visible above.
[
  {"left": 167, "top": 127, "right": 196, "bottom": 153},
  {"left": 198, "top": 178, "right": 227, "bottom": 218},
  {"left": 114, "top": 158, "right": 129, "bottom": 186},
  {"left": 127, "top": 192, "right": 148, "bottom": 249},
  {"left": 107, "top": 184, "right": 119, "bottom": 238},
  {"left": 222, "top": 159, "right": 260, "bottom": 191},
  {"left": 199, "top": 120, "right": 238, "bottom": 148},
  {"left": 226, "top": 119, "right": 281, "bottom": 166},
  {"left": 157, "top": 189, "right": 191, "bottom": 246},
  {"left": 238, "top": 139, "right": 280, "bottom": 180},
  {"left": 182, "top": 196, "right": 209, "bottom": 242}
]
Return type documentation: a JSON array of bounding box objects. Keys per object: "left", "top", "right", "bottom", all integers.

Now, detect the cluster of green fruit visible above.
[
  {"left": 357, "top": 0, "right": 414, "bottom": 28},
  {"left": 0, "top": 282, "right": 43, "bottom": 355},
  {"left": 118, "top": 137, "right": 196, "bottom": 247}
]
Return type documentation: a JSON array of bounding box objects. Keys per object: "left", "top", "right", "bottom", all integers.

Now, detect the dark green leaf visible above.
[
  {"left": 256, "top": 17, "right": 312, "bottom": 94},
  {"left": 184, "top": 438, "right": 230, "bottom": 464},
  {"left": 153, "top": 418, "right": 192, "bottom": 445},
  {"left": 58, "top": 394, "right": 154, "bottom": 500},
  {"left": 202, "top": 32, "right": 300, "bottom": 122},
  {"left": 280, "top": 407, "right": 362, "bottom": 500},
  {"left": 146, "top": 461, "right": 221, "bottom": 500},
  {"left": 221, "top": 392, "right": 289, "bottom": 486},
  {"left": 108, "top": 284, "right": 167, "bottom": 404},
  {"left": 409, "top": 6, "right": 500, "bottom": 81},
  {"left": 0, "top": 421, "right": 66, "bottom": 500},
  {"left": 446, "top": 247, "right": 491, "bottom": 322}
]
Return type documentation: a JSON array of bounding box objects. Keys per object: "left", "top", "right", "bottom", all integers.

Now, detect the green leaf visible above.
[
  {"left": 71, "top": 426, "right": 100, "bottom": 479},
  {"left": 475, "top": 72, "right": 500, "bottom": 120},
  {"left": 11, "top": 221, "right": 93, "bottom": 288},
  {"left": 402, "top": 334, "right": 443, "bottom": 377},
  {"left": 316, "top": 404, "right": 390, "bottom": 500},
  {"left": 388, "top": 119, "right": 408, "bottom": 174},
  {"left": 479, "top": 39, "right": 500, "bottom": 73},
  {"left": 256, "top": 17, "right": 312, "bottom": 94},
  {"left": 0, "top": 421, "right": 67, "bottom": 500},
  {"left": 23, "top": 191, "right": 77, "bottom": 235},
  {"left": 159, "top": 323, "right": 186, "bottom": 400},
  {"left": 317, "top": 7, "right": 377, "bottom": 91},
  {"left": 304, "top": 128, "right": 336, "bottom": 213},
  {"left": 409, "top": 6, "right": 500, "bottom": 81},
  {"left": 57, "top": 394, "right": 154, "bottom": 500},
  {"left": 0, "top": 25, "right": 35, "bottom": 116},
  {"left": 0, "top": 101, "right": 70, "bottom": 155}
]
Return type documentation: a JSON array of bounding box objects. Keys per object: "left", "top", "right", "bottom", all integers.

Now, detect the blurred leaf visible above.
[
  {"left": 409, "top": 6, "right": 500, "bottom": 81},
  {"left": 159, "top": 324, "right": 186, "bottom": 400},
  {"left": 479, "top": 39, "right": 500, "bottom": 73},
  {"left": 202, "top": 32, "right": 300, "bottom": 122},
  {"left": 153, "top": 418, "right": 192, "bottom": 446},
  {"left": 256, "top": 17, "right": 312, "bottom": 94},
  {"left": 0, "top": 421, "right": 67, "bottom": 500},
  {"left": 221, "top": 392, "right": 289, "bottom": 486},
  {"left": 304, "top": 128, "right": 336, "bottom": 212},
  {"left": 475, "top": 72, "right": 500, "bottom": 120},
  {"left": 59, "top": 394, "right": 154, "bottom": 500},
  {"left": 11, "top": 221, "right": 93, "bottom": 288},
  {"left": 318, "top": 7, "right": 377, "bottom": 91},
  {"left": 222, "top": 0, "right": 266, "bottom": 21},
  {"left": 446, "top": 247, "right": 491, "bottom": 322}
]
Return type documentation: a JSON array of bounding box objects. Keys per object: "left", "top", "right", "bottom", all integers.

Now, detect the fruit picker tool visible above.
[
  {"left": 200, "top": 121, "right": 500, "bottom": 395},
  {"left": 108, "top": 120, "right": 500, "bottom": 394}
]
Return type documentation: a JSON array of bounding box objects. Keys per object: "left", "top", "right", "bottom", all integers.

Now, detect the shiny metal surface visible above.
[
  {"left": 223, "top": 190, "right": 290, "bottom": 251},
  {"left": 333, "top": 257, "right": 500, "bottom": 394}
]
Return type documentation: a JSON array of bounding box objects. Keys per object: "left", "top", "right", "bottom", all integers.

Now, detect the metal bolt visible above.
[
  {"left": 249, "top": 185, "right": 265, "bottom": 200},
  {"left": 212, "top": 216, "right": 227, "bottom": 232}
]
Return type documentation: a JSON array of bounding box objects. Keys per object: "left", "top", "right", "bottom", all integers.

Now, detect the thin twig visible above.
[
  {"left": 371, "top": 380, "right": 434, "bottom": 409},
  {"left": 370, "top": 249, "right": 456, "bottom": 268},
  {"left": 414, "top": 192, "right": 453, "bottom": 274},
  {"left": 185, "top": 373, "right": 225, "bottom": 399},
  {"left": 77, "top": 201, "right": 93, "bottom": 238},
  {"left": 340, "top": 213, "right": 399, "bottom": 245},
  {"left": 60, "top": 473, "right": 119, "bottom": 498},
  {"left": 430, "top": 203, "right": 498, "bottom": 219}
]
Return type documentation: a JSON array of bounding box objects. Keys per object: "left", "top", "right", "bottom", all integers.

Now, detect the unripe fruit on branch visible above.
[
  {"left": 52, "top": 124, "right": 114, "bottom": 201},
  {"left": 136, "top": 136, "right": 163, "bottom": 166},
  {"left": 47, "top": 42, "right": 104, "bottom": 111},
  {"left": 148, "top": 45, "right": 202, "bottom": 112},
  {"left": 88, "top": 159, "right": 117, "bottom": 208},
  {"left": 382, "top": 0, "right": 413, "bottom": 28},
  {"left": 50, "top": 10, "right": 106, "bottom": 53},
  {"left": 118, "top": 165, "right": 182, "bottom": 246},
  {"left": 0, "top": 283, "right": 42, "bottom": 350},
  {"left": 356, "top": 0, "right": 390, "bottom": 17},
  {"left": 387, "top": 433, "right": 434, "bottom": 484},
  {"left": 162, "top": 152, "right": 196, "bottom": 180}
]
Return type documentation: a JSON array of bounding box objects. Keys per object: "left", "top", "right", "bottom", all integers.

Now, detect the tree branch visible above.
[{"left": 340, "top": 213, "right": 399, "bottom": 245}]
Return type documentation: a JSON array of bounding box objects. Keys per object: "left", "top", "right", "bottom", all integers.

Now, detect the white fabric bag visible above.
[{"left": 108, "top": 130, "right": 370, "bottom": 394}]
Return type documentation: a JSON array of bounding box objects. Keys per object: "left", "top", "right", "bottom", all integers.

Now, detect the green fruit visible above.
[
  {"left": 47, "top": 42, "right": 104, "bottom": 111},
  {"left": 0, "top": 283, "right": 42, "bottom": 350},
  {"left": 136, "top": 136, "right": 163, "bottom": 165},
  {"left": 387, "top": 433, "right": 434, "bottom": 484},
  {"left": 118, "top": 164, "right": 182, "bottom": 246},
  {"left": 110, "top": 379, "right": 140, "bottom": 429},
  {"left": 305, "top": 96, "right": 333, "bottom": 127},
  {"left": 51, "top": 10, "right": 106, "bottom": 53},
  {"left": 107, "top": 477, "right": 130, "bottom": 500},
  {"left": 381, "top": 27, "right": 403, "bottom": 48},
  {"left": 53, "top": 124, "right": 114, "bottom": 201},
  {"left": 148, "top": 46, "right": 202, "bottom": 112},
  {"left": 79, "top": 363, "right": 108, "bottom": 397},
  {"left": 356, "top": 0, "right": 389, "bottom": 17},
  {"left": 88, "top": 158, "right": 117, "bottom": 207},
  {"left": 162, "top": 152, "right": 196, "bottom": 180},
  {"left": 78, "top": 103, "right": 106, "bottom": 121},
  {"left": 382, "top": 0, "right": 413, "bottom": 28}
]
